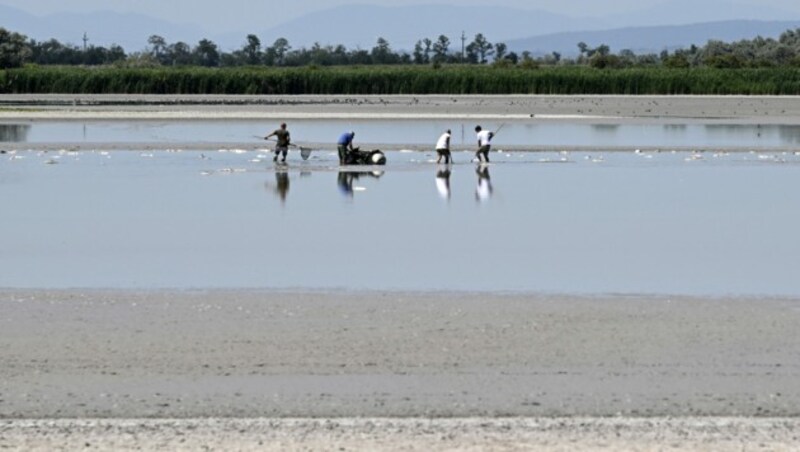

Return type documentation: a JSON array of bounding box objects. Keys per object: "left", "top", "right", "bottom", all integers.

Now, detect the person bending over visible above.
[
  {"left": 474, "top": 125, "right": 493, "bottom": 163},
  {"left": 436, "top": 129, "right": 452, "bottom": 164},
  {"left": 337, "top": 130, "right": 356, "bottom": 165}
]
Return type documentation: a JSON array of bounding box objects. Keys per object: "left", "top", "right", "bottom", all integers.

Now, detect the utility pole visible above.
[
  {"left": 461, "top": 31, "right": 466, "bottom": 63},
  {"left": 82, "top": 32, "right": 88, "bottom": 51}
]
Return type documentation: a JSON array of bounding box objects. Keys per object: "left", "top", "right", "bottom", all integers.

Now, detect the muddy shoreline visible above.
[
  {"left": 3, "top": 289, "right": 799, "bottom": 447},
  {"left": 2, "top": 289, "right": 798, "bottom": 419}
]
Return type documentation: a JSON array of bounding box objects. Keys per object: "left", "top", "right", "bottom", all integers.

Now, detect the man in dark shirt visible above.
[{"left": 265, "top": 123, "right": 291, "bottom": 163}]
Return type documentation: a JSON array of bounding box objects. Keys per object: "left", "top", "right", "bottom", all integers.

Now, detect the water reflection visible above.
[
  {"left": 5, "top": 149, "right": 800, "bottom": 295},
  {"left": 475, "top": 164, "right": 493, "bottom": 202},
  {"left": 265, "top": 167, "right": 290, "bottom": 204},
  {"left": 778, "top": 125, "right": 800, "bottom": 144},
  {"left": 591, "top": 124, "right": 620, "bottom": 134},
  {"left": 337, "top": 170, "right": 384, "bottom": 198},
  {"left": 435, "top": 166, "right": 452, "bottom": 200},
  {"left": 0, "top": 124, "right": 30, "bottom": 142},
  {"left": 701, "top": 124, "right": 800, "bottom": 145},
  {"left": 10, "top": 120, "right": 800, "bottom": 149}
]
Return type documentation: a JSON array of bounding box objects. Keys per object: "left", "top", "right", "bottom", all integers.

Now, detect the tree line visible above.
[
  {"left": 0, "top": 29, "right": 511, "bottom": 68},
  {"left": 4, "top": 26, "right": 800, "bottom": 70}
]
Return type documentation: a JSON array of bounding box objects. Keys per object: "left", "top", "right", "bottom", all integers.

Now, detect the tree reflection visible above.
[
  {"left": 778, "top": 125, "right": 800, "bottom": 144},
  {"left": 0, "top": 124, "right": 30, "bottom": 142}
]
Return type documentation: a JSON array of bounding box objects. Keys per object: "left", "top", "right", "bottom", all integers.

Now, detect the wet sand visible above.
[
  {"left": 4, "top": 417, "right": 799, "bottom": 450},
  {"left": 2, "top": 289, "right": 800, "bottom": 448}
]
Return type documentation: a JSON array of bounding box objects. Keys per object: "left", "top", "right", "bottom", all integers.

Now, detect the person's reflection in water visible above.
[
  {"left": 475, "top": 163, "right": 493, "bottom": 202},
  {"left": 338, "top": 170, "right": 383, "bottom": 199},
  {"left": 337, "top": 171, "right": 355, "bottom": 198},
  {"left": 266, "top": 168, "right": 290, "bottom": 205},
  {"left": 435, "top": 166, "right": 452, "bottom": 200}
]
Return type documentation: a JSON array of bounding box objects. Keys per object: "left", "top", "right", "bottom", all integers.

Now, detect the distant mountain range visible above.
[
  {"left": 599, "top": 0, "right": 796, "bottom": 28},
  {"left": 221, "top": 4, "right": 596, "bottom": 51},
  {"left": 2, "top": 3, "right": 799, "bottom": 57},
  {"left": 0, "top": 4, "right": 206, "bottom": 51},
  {"left": 507, "top": 20, "right": 800, "bottom": 57}
]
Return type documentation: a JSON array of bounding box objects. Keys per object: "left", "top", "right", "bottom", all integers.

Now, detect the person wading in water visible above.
[
  {"left": 435, "top": 129, "right": 452, "bottom": 164},
  {"left": 265, "top": 123, "right": 291, "bottom": 163},
  {"left": 474, "top": 125, "right": 494, "bottom": 163}
]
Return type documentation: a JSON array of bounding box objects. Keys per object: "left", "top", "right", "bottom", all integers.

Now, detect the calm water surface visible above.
[
  {"left": 4, "top": 120, "right": 800, "bottom": 149},
  {"left": 2, "top": 146, "right": 800, "bottom": 296}
]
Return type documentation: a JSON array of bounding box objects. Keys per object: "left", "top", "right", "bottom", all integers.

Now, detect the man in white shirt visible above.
[
  {"left": 435, "top": 129, "right": 452, "bottom": 164},
  {"left": 474, "top": 125, "right": 494, "bottom": 163}
]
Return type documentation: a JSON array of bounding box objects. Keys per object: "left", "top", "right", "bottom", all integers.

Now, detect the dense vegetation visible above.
[
  {"left": 4, "top": 27, "right": 800, "bottom": 94},
  {"left": 4, "top": 65, "right": 800, "bottom": 95}
]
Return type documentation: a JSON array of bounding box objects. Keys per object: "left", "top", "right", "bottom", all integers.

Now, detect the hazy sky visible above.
[{"left": 5, "top": 0, "right": 800, "bottom": 32}]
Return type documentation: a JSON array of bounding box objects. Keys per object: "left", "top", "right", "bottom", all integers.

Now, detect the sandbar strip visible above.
[{"left": 2, "top": 417, "right": 799, "bottom": 450}]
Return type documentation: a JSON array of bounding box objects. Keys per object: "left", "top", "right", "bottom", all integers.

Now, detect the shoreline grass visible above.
[{"left": 3, "top": 65, "right": 800, "bottom": 95}]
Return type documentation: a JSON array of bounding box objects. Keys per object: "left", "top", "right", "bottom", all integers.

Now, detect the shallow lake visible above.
[
  {"left": 4, "top": 120, "right": 800, "bottom": 149},
  {"left": 2, "top": 146, "right": 800, "bottom": 296}
]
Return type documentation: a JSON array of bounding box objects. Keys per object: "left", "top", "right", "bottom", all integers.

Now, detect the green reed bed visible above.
[{"left": 3, "top": 65, "right": 800, "bottom": 95}]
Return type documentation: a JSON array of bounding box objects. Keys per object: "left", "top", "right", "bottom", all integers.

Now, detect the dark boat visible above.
[{"left": 344, "top": 147, "right": 386, "bottom": 165}]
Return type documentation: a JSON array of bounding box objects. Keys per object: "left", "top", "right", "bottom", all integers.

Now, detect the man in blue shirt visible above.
[{"left": 337, "top": 131, "right": 355, "bottom": 165}]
